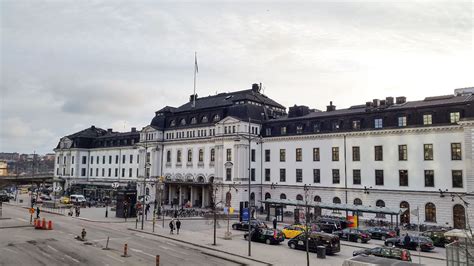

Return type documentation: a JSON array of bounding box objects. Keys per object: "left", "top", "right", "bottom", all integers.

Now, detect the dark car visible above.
[
  {"left": 353, "top": 247, "right": 412, "bottom": 262},
  {"left": 288, "top": 231, "right": 341, "bottom": 254},
  {"left": 244, "top": 228, "right": 285, "bottom": 245},
  {"left": 421, "top": 230, "right": 454, "bottom": 247},
  {"left": 368, "top": 227, "right": 397, "bottom": 240},
  {"left": 315, "top": 217, "right": 344, "bottom": 233},
  {"left": 333, "top": 228, "right": 371, "bottom": 243},
  {"left": 232, "top": 219, "right": 266, "bottom": 231},
  {"left": 0, "top": 192, "right": 9, "bottom": 202},
  {"left": 385, "top": 236, "right": 435, "bottom": 252}
]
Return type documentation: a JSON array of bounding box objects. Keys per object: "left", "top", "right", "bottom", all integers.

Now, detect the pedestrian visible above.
[
  {"left": 145, "top": 204, "right": 150, "bottom": 220},
  {"left": 403, "top": 233, "right": 411, "bottom": 247},
  {"left": 272, "top": 217, "right": 277, "bottom": 229},
  {"left": 169, "top": 219, "right": 175, "bottom": 234},
  {"left": 36, "top": 206, "right": 40, "bottom": 219},
  {"left": 176, "top": 219, "right": 181, "bottom": 234},
  {"left": 69, "top": 206, "right": 74, "bottom": 216},
  {"left": 77, "top": 206, "right": 80, "bottom": 217}
]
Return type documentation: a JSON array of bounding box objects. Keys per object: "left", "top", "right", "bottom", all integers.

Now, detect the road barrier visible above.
[
  {"left": 33, "top": 218, "right": 53, "bottom": 230},
  {"left": 102, "top": 236, "right": 110, "bottom": 250}
]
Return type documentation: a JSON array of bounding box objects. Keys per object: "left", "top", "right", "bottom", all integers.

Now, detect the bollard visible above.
[
  {"left": 48, "top": 220, "right": 53, "bottom": 230},
  {"left": 121, "top": 243, "right": 130, "bottom": 257},
  {"left": 104, "top": 236, "right": 110, "bottom": 250},
  {"left": 42, "top": 218, "right": 47, "bottom": 229},
  {"left": 156, "top": 255, "right": 160, "bottom": 266}
]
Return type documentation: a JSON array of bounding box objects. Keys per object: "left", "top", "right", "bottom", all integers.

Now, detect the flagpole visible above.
[
  {"left": 193, "top": 51, "right": 197, "bottom": 108},
  {"left": 417, "top": 206, "right": 421, "bottom": 265}
]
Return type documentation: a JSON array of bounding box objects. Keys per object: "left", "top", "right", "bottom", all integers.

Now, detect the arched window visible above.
[
  {"left": 210, "top": 148, "right": 215, "bottom": 162},
  {"left": 314, "top": 195, "right": 321, "bottom": 202},
  {"left": 296, "top": 194, "right": 303, "bottom": 201},
  {"left": 208, "top": 176, "right": 214, "bottom": 184},
  {"left": 453, "top": 204, "right": 466, "bottom": 229},
  {"left": 190, "top": 117, "right": 197, "bottom": 124},
  {"left": 425, "top": 203, "right": 436, "bottom": 222},
  {"left": 201, "top": 116, "right": 208, "bottom": 123},
  {"left": 166, "top": 150, "right": 171, "bottom": 163},
  {"left": 376, "top": 200, "right": 386, "bottom": 218},
  {"left": 400, "top": 201, "right": 410, "bottom": 224},
  {"left": 280, "top": 193, "right": 286, "bottom": 200},
  {"left": 197, "top": 176, "right": 205, "bottom": 183},
  {"left": 213, "top": 114, "right": 220, "bottom": 122},
  {"left": 177, "top": 150, "right": 182, "bottom": 163},
  {"left": 333, "top": 197, "right": 341, "bottom": 204},
  {"left": 198, "top": 149, "right": 204, "bottom": 162},
  {"left": 265, "top": 193, "right": 271, "bottom": 199},
  {"left": 250, "top": 192, "right": 255, "bottom": 206},
  {"left": 170, "top": 120, "right": 176, "bottom": 127},
  {"left": 354, "top": 198, "right": 362, "bottom": 205},
  {"left": 180, "top": 118, "right": 186, "bottom": 126},
  {"left": 145, "top": 187, "right": 150, "bottom": 196},
  {"left": 187, "top": 149, "right": 192, "bottom": 162}
]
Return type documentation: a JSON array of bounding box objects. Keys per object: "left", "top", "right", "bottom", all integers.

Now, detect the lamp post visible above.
[
  {"left": 303, "top": 184, "right": 311, "bottom": 266},
  {"left": 141, "top": 140, "right": 151, "bottom": 230}
]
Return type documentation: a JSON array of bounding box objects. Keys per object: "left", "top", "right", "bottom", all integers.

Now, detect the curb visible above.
[
  {"left": 128, "top": 228, "right": 272, "bottom": 266},
  {"left": 0, "top": 225, "right": 33, "bottom": 229},
  {"left": 340, "top": 242, "right": 446, "bottom": 261}
]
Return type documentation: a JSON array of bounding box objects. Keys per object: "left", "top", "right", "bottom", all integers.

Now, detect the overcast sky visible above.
[{"left": 1, "top": 0, "right": 473, "bottom": 154}]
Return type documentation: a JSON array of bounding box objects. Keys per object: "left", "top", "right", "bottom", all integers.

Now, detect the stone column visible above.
[
  {"left": 168, "top": 185, "right": 173, "bottom": 206},
  {"left": 179, "top": 185, "right": 182, "bottom": 206},
  {"left": 201, "top": 186, "right": 205, "bottom": 208},
  {"left": 190, "top": 186, "right": 194, "bottom": 207}
]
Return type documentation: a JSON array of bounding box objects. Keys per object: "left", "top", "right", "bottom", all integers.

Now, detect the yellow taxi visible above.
[
  {"left": 60, "top": 196, "right": 70, "bottom": 204},
  {"left": 282, "top": 224, "right": 308, "bottom": 239}
]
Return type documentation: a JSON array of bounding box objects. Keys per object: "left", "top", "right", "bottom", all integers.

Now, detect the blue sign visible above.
[{"left": 242, "top": 208, "right": 249, "bottom": 221}]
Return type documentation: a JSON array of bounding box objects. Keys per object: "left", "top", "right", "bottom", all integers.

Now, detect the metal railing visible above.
[{"left": 446, "top": 240, "right": 474, "bottom": 266}]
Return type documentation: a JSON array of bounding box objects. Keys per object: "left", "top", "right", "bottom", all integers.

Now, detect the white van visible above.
[{"left": 70, "top": 194, "right": 86, "bottom": 204}]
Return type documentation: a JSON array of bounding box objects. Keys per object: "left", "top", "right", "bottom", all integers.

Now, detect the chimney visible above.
[
  {"left": 385, "top": 97, "right": 394, "bottom": 106},
  {"left": 373, "top": 99, "right": 380, "bottom": 107},
  {"left": 396, "top": 96, "right": 406, "bottom": 104},
  {"left": 251, "top": 83, "right": 260, "bottom": 92},
  {"left": 326, "top": 101, "right": 336, "bottom": 112},
  {"left": 366, "top": 102, "right": 373, "bottom": 108},
  {"left": 131, "top": 127, "right": 136, "bottom": 132},
  {"left": 107, "top": 128, "right": 113, "bottom": 133},
  {"left": 189, "top": 94, "right": 198, "bottom": 102},
  {"left": 91, "top": 125, "right": 96, "bottom": 130}
]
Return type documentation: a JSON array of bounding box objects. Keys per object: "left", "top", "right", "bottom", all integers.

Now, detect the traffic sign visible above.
[
  {"left": 111, "top": 182, "right": 120, "bottom": 189},
  {"left": 29, "top": 208, "right": 35, "bottom": 214},
  {"left": 54, "top": 186, "right": 62, "bottom": 192},
  {"left": 242, "top": 208, "right": 249, "bottom": 221}
]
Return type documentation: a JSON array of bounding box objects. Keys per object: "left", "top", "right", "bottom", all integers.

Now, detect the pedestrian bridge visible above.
[{"left": 0, "top": 173, "right": 54, "bottom": 186}]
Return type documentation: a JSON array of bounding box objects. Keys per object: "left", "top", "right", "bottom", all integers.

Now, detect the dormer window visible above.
[
  {"left": 374, "top": 118, "right": 383, "bottom": 129},
  {"left": 296, "top": 125, "right": 303, "bottom": 134},
  {"left": 170, "top": 120, "right": 176, "bottom": 127},
  {"left": 213, "top": 114, "right": 220, "bottom": 122},
  {"left": 190, "top": 117, "right": 197, "bottom": 124},
  {"left": 450, "top": 112, "right": 460, "bottom": 123},
  {"left": 180, "top": 118, "right": 186, "bottom": 126},
  {"left": 313, "top": 123, "right": 320, "bottom": 133},
  {"left": 331, "top": 121, "right": 340, "bottom": 130},
  {"left": 201, "top": 116, "right": 208, "bottom": 123},
  {"left": 352, "top": 120, "right": 361, "bottom": 130},
  {"left": 423, "top": 114, "right": 432, "bottom": 125},
  {"left": 281, "top": 126, "right": 287, "bottom": 135}
]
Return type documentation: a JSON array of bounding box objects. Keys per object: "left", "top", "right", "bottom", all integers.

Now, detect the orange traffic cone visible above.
[
  {"left": 42, "top": 218, "right": 46, "bottom": 229},
  {"left": 48, "top": 220, "right": 53, "bottom": 230}
]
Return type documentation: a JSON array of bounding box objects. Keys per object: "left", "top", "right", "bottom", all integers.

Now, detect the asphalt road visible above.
[{"left": 0, "top": 205, "right": 247, "bottom": 266}]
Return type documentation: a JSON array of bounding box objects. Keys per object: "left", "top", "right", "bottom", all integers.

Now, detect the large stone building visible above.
[{"left": 54, "top": 84, "right": 474, "bottom": 228}]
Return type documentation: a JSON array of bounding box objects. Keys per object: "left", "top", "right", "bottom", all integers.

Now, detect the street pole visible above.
[
  {"left": 304, "top": 184, "right": 310, "bottom": 266},
  {"left": 141, "top": 141, "right": 148, "bottom": 230},
  {"left": 248, "top": 117, "right": 252, "bottom": 257}
]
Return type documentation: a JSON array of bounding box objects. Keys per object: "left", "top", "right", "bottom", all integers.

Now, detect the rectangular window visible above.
[
  {"left": 226, "top": 168, "right": 232, "bottom": 181},
  {"left": 129, "top": 168, "right": 132, "bottom": 177},
  {"left": 280, "top": 149, "right": 286, "bottom": 162},
  {"left": 452, "top": 170, "right": 463, "bottom": 188},
  {"left": 82, "top": 156, "right": 87, "bottom": 164},
  {"left": 210, "top": 149, "right": 215, "bottom": 162},
  {"left": 89, "top": 168, "right": 92, "bottom": 176},
  {"left": 352, "top": 146, "right": 360, "bottom": 161},
  {"left": 398, "top": 116, "right": 407, "bottom": 127},
  {"left": 71, "top": 168, "right": 74, "bottom": 176},
  {"left": 115, "top": 168, "right": 118, "bottom": 177},
  {"left": 353, "top": 169, "right": 361, "bottom": 185},
  {"left": 115, "top": 155, "right": 118, "bottom": 164},
  {"left": 424, "top": 144, "right": 433, "bottom": 160},
  {"left": 374, "top": 118, "right": 383, "bottom": 129},
  {"left": 251, "top": 168, "right": 256, "bottom": 181},
  {"left": 450, "top": 112, "right": 460, "bottom": 123},
  {"left": 90, "top": 156, "right": 93, "bottom": 164},
  {"left": 265, "top": 169, "right": 270, "bottom": 182},
  {"left": 352, "top": 120, "right": 361, "bottom": 130},
  {"left": 423, "top": 114, "right": 433, "bottom": 125},
  {"left": 374, "top": 146, "right": 383, "bottom": 161},
  {"left": 451, "top": 143, "right": 462, "bottom": 160},
  {"left": 375, "top": 170, "right": 384, "bottom": 186},
  {"left": 281, "top": 126, "right": 287, "bottom": 135},
  {"left": 72, "top": 156, "right": 74, "bottom": 164},
  {"left": 137, "top": 155, "right": 139, "bottom": 164},
  {"left": 108, "top": 168, "right": 111, "bottom": 177},
  {"left": 296, "top": 169, "right": 303, "bottom": 183},
  {"left": 129, "top": 155, "right": 133, "bottom": 164},
  {"left": 424, "top": 170, "right": 434, "bottom": 187},
  {"left": 399, "top": 170, "right": 408, "bottom": 186},
  {"left": 146, "top": 152, "right": 151, "bottom": 163},
  {"left": 266, "top": 128, "right": 272, "bottom": 136},
  {"left": 81, "top": 168, "right": 86, "bottom": 176},
  {"left": 97, "top": 156, "right": 99, "bottom": 164},
  {"left": 251, "top": 149, "right": 256, "bottom": 162},
  {"left": 96, "top": 168, "right": 98, "bottom": 176},
  {"left": 109, "top": 156, "right": 112, "bottom": 164},
  {"left": 102, "top": 168, "right": 105, "bottom": 177},
  {"left": 313, "top": 169, "right": 320, "bottom": 183},
  {"left": 332, "top": 147, "right": 339, "bottom": 161},
  {"left": 280, "top": 169, "right": 286, "bottom": 182},
  {"left": 296, "top": 148, "right": 302, "bottom": 162},
  {"left": 265, "top": 149, "right": 271, "bottom": 162},
  {"left": 332, "top": 169, "right": 340, "bottom": 184},
  {"left": 122, "top": 168, "right": 125, "bottom": 177},
  {"left": 226, "top": 149, "right": 232, "bottom": 161},
  {"left": 313, "top": 148, "right": 320, "bottom": 161},
  {"left": 122, "top": 155, "right": 125, "bottom": 164},
  {"left": 398, "top": 145, "right": 407, "bottom": 161}
]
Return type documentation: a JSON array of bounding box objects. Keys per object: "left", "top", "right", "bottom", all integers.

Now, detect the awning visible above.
[{"left": 260, "top": 199, "right": 404, "bottom": 215}]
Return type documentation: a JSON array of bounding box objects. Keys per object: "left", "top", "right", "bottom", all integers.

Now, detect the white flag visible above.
[{"left": 410, "top": 207, "right": 419, "bottom": 217}]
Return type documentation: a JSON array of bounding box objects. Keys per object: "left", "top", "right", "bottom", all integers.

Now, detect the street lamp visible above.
[
  {"left": 141, "top": 139, "right": 151, "bottom": 230},
  {"left": 303, "top": 184, "right": 311, "bottom": 266}
]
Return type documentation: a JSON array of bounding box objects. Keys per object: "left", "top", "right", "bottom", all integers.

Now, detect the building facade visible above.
[{"left": 54, "top": 84, "right": 474, "bottom": 228}]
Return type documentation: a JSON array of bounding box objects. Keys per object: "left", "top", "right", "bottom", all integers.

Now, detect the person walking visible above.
[
  {"left": 176, "top": 219, "right": 181, "bottom": 235},
  {"left": 36, "top": 206, "right": 40, "bottom": 219},
  {"left": 77, "top": 206, "right": 81, "bottom": 217},
  {"left": 145, "top": 204, "right": 150, "bottom": 220},
  {"left": 169, "top": 219, "right": 175, "bottom": 234},
  {"left": 272, "top": 217, "right": 277, "bottom": 229},
  {"left": 403, "top": 233, "right": 411, "bottom": 247}
]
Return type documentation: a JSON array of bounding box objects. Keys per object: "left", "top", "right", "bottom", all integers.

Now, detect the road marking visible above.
[
  {"left": 130, "top": 248, "right": 155, "bottom": 258},
  {"left": 3, "top": 248, "right": 18, "bottom": 254},
  {"left": 106, "top": 254, "right": 125, "bottom": 263},
  {"left": 16, "top": 218, "right": 28, "bottom": 222},
  {"left": 160, "top": 245, "right": 172, "bottom": 250},
  {"left": 47, "top": 245, "right": 58, "bottom": 252},
  {"left": 166, "top": 242, "right": 177, "bottom": 247},
  {"left": 64, "top": 254, "right": 80, "bottom": 263}
]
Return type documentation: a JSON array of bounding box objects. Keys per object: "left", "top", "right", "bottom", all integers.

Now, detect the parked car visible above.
[
  {"left": 367, "top": 227, "right": 397, "bottom": 240},
  {"left": 0, "top": 191, "right": 9, "bottom": 202},
  {"left": 315, "top": 217, "right": 343, "bottom": 233},
  {"left": 333, "top": 228, "right": 371, "bottom": 243},
  {"left": 384, "top": 236, "right": 435, "bottom": 251},
  {"left": 232, "top": 219, "right": 267, "bottom": 231},
  {"left": 244, "top": 228, "right": 285, "bottom": 245},
  {"left": 282, "top": 224, "right": 308, "bottom": 239},
  {"left": 70, "top": 195, "right": 87, "bottom": 204},
  {"left": 60, "top": 196, "right": 70, "bottom": 204},
  {"left": 40, "top": 195, "right": 52, "bottom": 201},
  {"left": 421, "top": 230, "right": 454, "bottom": 247},
  {"left": 288, "top": 231, "right": 341, "bottom": 254},
  {"left": 353, "top": 247, "right": 412, "bottom": 262}
]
